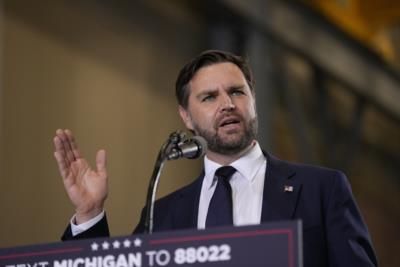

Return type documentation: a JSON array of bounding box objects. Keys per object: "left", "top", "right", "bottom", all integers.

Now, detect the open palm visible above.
[{"left": 54, "top": 129, "right": 108, "bottom": 223}]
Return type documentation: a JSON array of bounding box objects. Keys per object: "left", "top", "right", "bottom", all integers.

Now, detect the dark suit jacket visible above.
[{"left": 62, "top": 153, "right": 378, "bottom": 266}]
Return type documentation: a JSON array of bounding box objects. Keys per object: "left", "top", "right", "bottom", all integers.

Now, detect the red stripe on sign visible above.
[{"left": 149, "top": 229, "right": 291, "bottom": 244}]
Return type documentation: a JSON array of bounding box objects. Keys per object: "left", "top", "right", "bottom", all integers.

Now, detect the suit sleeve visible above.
[
  {"left": 61, "top": 214, "right": 110, "bottom": 241},
  {"left": 325, "top": 171, "right": 378, "bottom": 266},
  {"left": 132, "top": 207, "right": 146, "bottom": 234}
]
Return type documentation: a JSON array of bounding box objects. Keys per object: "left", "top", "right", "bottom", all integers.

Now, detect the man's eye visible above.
[
  {"left": 202, "top": 95, "right": 215, "bottom": 102},
  {"left": 231, "top": 90, "right": 245, "bottom": 96}
]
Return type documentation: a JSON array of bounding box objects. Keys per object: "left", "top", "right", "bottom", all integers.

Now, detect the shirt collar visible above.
[{"left": 203, "top": 142, "right": 265, "bottom": 187}]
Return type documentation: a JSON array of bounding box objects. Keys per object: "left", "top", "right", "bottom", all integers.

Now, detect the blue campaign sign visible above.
[{"left": 0, "top": 220, "right": 302, "bottom": 267}]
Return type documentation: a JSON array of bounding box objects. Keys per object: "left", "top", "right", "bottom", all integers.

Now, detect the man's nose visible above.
[{"left": 220, "top": 94, "right": 235, "bottom": 112}]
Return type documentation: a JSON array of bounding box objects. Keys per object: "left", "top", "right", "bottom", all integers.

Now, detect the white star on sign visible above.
[
  {"left": 133, "top": 238, "right": 142, "bottom": 247},
  {"left": 102, "top": 241, "right": 110, "bottom": 250},
  {"left": 91, "top": 242, "right": 99, "bottom": 251},
  {"left": 112, "top": 240, "right": 121, "bottom": 249},
  {"left": 123, "top": 239, "right": 131, "bottom": 248}
]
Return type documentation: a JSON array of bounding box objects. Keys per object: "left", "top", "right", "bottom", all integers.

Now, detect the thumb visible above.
[{"left": 96, "top": 149, "right": 107, "bottom": 175}]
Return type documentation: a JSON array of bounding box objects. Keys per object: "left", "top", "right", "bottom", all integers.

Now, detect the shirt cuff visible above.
[{"left": 70, "top": 211, "right": 105, "bottom": 236}]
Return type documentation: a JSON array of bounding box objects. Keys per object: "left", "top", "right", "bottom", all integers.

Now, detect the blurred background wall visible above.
[{"left": 0, "top": 1, "right": 399, "bottom": 266}]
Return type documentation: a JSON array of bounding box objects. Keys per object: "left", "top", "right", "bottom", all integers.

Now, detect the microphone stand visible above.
[{"left": 144, "top": 131, "right": 185, "bottom": 234}]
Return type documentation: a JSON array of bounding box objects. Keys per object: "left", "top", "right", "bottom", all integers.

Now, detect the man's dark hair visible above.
[{"left": 175, "top": 50, "right": 255, "bottom": 109}]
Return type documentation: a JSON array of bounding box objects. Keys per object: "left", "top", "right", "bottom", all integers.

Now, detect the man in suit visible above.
[{"left": 54, "top": 50, "right": 378, "bottom": 266}]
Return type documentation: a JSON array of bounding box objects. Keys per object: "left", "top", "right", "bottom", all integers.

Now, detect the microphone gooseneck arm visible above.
[
  {"left": 143, "top": 146, "right": 165, "bottom": 234},
  {"left": 144, "top": 131, "right": 185, "bottom": 234}
]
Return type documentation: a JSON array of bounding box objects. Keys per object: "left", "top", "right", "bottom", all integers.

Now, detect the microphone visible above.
[
  {"left": 166, "top": 136, "right": 207, "bottom": 160},
  {"left": 144, "top": 132, "right": 207, "bottom": 233}
]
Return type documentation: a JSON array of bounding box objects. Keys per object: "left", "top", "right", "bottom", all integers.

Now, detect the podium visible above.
[{"left": 0, "top": 220, "right": 302, "bottom": 266}]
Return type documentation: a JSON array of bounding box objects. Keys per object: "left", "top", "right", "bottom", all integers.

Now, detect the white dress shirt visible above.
[
  {"left": 198, "top": 142, "right": 266, "bottom": 229},
  {"left": 70, "top": 210, "right": 104, "bottom": 236},
  {"left": 71, "top": 142, "right": 266, "bottom": 235}
]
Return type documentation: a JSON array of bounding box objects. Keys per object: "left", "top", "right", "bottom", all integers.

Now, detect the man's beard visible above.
[{"left": 192, "top": 116, "right": 258, "bottom": 155}]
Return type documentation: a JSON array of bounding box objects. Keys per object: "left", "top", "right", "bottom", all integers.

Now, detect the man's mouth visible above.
[{"left": 219, "top": 117, "right": 241, "bottom": 128}]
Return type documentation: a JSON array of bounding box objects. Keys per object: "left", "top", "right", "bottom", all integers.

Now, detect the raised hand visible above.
[{"left": 53, "top": 129, "right": 108, "bottom": 224}]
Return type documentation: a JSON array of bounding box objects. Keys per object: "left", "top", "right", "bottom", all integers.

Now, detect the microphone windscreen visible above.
[{"left": 191, "top": 135, "right": 207, "bottom": 158}]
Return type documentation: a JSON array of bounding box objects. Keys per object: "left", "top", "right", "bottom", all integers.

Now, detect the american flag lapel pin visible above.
[{"left": 284, "top": 185, "right": 294, "bottom": 192}]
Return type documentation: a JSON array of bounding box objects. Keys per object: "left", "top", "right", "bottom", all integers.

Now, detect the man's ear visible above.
[{"left": 178, "top": 105, "right": 194, "bottom": 131}]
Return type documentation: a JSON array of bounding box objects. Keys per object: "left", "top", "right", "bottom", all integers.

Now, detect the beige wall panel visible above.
[{"left": 0, "top": 1, "right": 205, "bottom": 247}]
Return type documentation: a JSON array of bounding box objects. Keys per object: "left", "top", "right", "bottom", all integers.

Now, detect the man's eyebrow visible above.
[
  {"left": 228, "top": 85, "right": 245, "bottom": 90},
  {"left": 194, "top": 84, "right": 246, "bottom": 99},
  {"left": 195, "top": 89, "right": 218, "bottom": 98}
]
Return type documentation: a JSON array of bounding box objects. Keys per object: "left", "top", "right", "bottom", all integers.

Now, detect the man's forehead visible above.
[
  {"left": 189, "top": 62, "right": 247, "bottom": 88},
  {"left": 193, "top": 62, "right": 242, "bottom": 75}
]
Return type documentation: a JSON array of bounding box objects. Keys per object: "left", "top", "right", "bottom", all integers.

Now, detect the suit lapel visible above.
[
  {"left": 261, "top": 153, "right": 302, "bottom": 222},
  {"left": 172, "top": 171, "right": 204, "bottom": 229}
]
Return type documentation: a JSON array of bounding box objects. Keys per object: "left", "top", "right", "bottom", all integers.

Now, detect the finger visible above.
[
  {"left": 65, "top": 129, "right": 82, "bottom": 159},
  {"left": 57, "top": 129, "right": 76, "bottom": 164},
  {"left": 54, "top": 150, "right": 69, "bottom": 179},
  {"left": 55, "top": 129, "right": 70, "bottom": 166},
  {"left": 96, "top": 149, "right": 107, "bottom": 176},
  {"left": 53, "top": 134, "right": 70, "bottom": 168},
  {"left": 62, "top": 129, "right": 77, "bottom": 162},
  {"left": 53, "top": 134, "right": 64, "bottom": 153}
]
